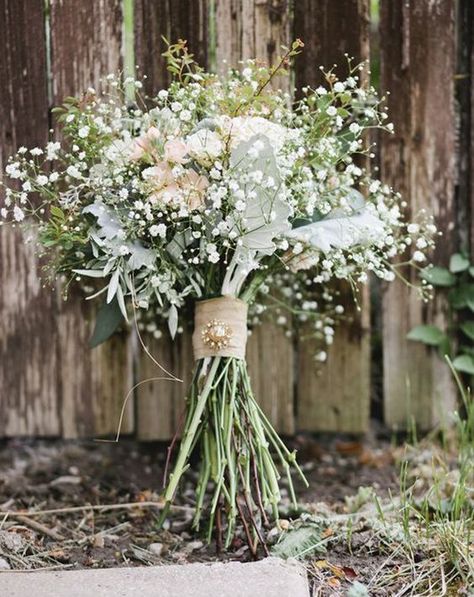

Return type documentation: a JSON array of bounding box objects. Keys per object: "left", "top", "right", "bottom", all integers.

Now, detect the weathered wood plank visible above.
[
  {"left": 215, "top": 0, "right": 295, "bottom": 435},
  {"left": 0, "top": 0, "right": 60, "bottom": 436},
  {"left": 246, "top": 322, "right": 294, "bottom": 435},
  {"left": 134, "top": 0, "right": 208, "bottom": 96},
  {"left": 380, "top": 0, "right": 457, "bottom": 429},
  {"left": 294, "top": 0, "right": 371, "bottom": 433},
  {"left": 457, "top": 0, "right": 474, "bottom": 255},
  {"left": 215, "top": 0, "right": 290, "bottom": 87},
  {"left": 296, "top": 287, "right": 371, "bottom": 434},
  {"left": 50, "top": 0, "right": 134, "bottom": 437},
  {"left": 136, "top": 329, "right": 194, "bottom": 440},
  {"left": 134, "top": 0, "right": 208, "bottom": 440}
]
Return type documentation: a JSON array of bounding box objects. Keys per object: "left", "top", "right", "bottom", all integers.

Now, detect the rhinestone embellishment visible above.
[{"left": 201, "top": 319, "right": 233, "bottom": 350}]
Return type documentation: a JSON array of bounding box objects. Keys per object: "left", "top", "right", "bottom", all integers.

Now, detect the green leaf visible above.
[
  {"left": 469, "top": 266, "right": 474, "bottom": 278},
  {"left": 420, "top": 266, "right": 456, "bottom": 287},
  {"left": 460, "top": 322, "right": 474, "bottom": 341},
  {"left": 449, "top": 253, "right": 470, "bottom": 273},
  {"left": 459, "top": 345, "right": 474, "bottom": 357},
  {"left": 437, "top": 336, "right": 451, "bottom": 359},
  {"left": 89, "top": 298, "right": 123, "bottom": 348},
  {"left": 50, "top": 206, "right": 65, "bottom": 219},
  {"left": 452, "top": 354, "right": 474, "bottom": 375},
  {"left": 407, "top": 325, "right": 446, "bottom": 346},
  {"left": 448, "top": 284, "right": 474, "bottom": 310}
]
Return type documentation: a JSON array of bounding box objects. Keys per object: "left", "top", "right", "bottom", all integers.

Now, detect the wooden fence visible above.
[{"left": 0, "top": 0, "right": 468, "bottom": 439}]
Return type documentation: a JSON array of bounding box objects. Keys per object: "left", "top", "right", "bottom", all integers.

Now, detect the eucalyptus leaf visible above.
[
  {"left": 452, "top": 354, "right": 474, "bottom": 375},
  {"left": 407, "top": 325, "right": 446, "bottom": 346},
  {"left": 73, "top": 269, "right": 105, "bottom": 278},
  {"left": 420, "top": 266, "right": 456, "bottom": 287},
  {"left": 89, "top": 298, "right": 123, "bottom": 348},
  {"left": 107, "top": 268, "right": 120, "bottom": 304},
  {"left": 449, "top": 253, "right": 470, "bottom": 273},
  {"left": 116, "top": 283, "right": 128, "bottom": 321},
  {"left": 168, "top": 304, "right": 178, "bottom": 339}
]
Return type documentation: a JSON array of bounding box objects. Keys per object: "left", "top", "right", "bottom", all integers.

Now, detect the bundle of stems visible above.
[{"left": 161, "top": 355, "right": 308, "bottom": 551}]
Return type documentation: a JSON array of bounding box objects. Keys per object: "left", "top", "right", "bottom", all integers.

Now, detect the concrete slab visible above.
[{"left": 0, "top": 557, "right": 309, "bottom": 597}]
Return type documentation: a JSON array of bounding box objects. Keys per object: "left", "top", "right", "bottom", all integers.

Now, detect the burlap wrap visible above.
[{"left": 192, "top": 296, "right": 248, "bottom": 361}]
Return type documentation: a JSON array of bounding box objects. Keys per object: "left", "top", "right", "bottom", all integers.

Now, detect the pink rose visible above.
[
  {"left": 164, "top": 138, "right": 189, "bottom": 163},
  {"left": 179, "top": 169, "right": 209, "bottom": 211},
  {"left": 146, "top": 126, "right": 160, "bottom": 140},
  {"left": 150, "top": 182, "right": 180, "bottom": 206},
  {"left": 142, "top": 162, "right": 174, "bottom": 187},
  {"left": 129, "top": 127, "right": 161, "bottom": 161}
]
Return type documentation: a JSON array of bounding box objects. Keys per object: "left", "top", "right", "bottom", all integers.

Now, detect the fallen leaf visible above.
[
  {"left": 359, "top": 448, "right": 394, "bottom": 468},
  {"left": 327, "top": 562, "right": 345, "bottom": 579},
  {"left": 335, "top": 441, "right": 363, "bottom": 456},
  {"left": 327, "top": 576, "right": 341, "bottom": 588},
  {"left": 342, "top": 566, "right": 358, "bottom": 580}
]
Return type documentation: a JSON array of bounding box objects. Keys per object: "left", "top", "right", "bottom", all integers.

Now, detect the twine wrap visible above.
[{"left": 192, "top": 296, "right": 248, "bottom": 361}]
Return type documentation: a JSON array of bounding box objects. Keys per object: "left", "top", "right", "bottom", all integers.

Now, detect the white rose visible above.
[
  {"left": 216, "top": 115, "right": 287, "bottom": 153},
  {"left": 186, "top": 129, "right": 223, "bottom": 165}
]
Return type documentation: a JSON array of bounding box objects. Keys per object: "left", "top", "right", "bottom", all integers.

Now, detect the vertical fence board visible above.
[
  {"left": 134, "top": 0, "right": 208, "bottom": 97},
  {"left": 380, "top": 0, "right": 457, "bottom": 429},
  {"left": 294, "top": 0, "right": 371, "bottom": 433},
  {"left": 134, "top": 0, "right": 208, "bottom": 440},
  {"left": 215, "top": 0, "right": 295, "bottom": 435},
  {"left": 0, "top": 0, "right": 60, "bottom": 436},
  {"left": 50, "top": 0, "right": 134, "bottom": 437}
]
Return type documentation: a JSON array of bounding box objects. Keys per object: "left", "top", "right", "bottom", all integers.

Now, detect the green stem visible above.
[{"left": 163, "top": 357, "right": 221, "bottom": 503}]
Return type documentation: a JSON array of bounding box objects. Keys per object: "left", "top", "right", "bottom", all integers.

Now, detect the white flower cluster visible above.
[{"left": 0, "top": 54, "right": 436, "bottom": 347}]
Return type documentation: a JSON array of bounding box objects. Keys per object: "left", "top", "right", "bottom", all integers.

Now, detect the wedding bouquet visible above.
[{"left": 1, "top": 40, "right": 435, "bottom": 549}]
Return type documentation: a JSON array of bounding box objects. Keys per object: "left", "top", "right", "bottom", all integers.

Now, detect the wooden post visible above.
[
  {"left": 380, "top": 0, "right": 457, "bottom": 429},
  {"left": 457, "top": 0, "right": 474, "bottom": 256},
  {"left": 49, "top": 0, "right": 134, "bottom": 437},
  {"left": 215, "top": 0, "right": 295, "bottom": 435},
  {"left": 0, "top": 0, "right": 60, "bottom": 436},
  {"left": 134, "top": 0, "right": 208, "bottom": 440},
  {"left": 294, "top": 0, "right": 372, "bottom": 433}
]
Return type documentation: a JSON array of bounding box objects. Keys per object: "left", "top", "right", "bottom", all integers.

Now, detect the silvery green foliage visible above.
[
  {"left": 286, "top": 207, "right": 385, "bottom": 253},
  {"left": 222, "top": 134, "right": 292, "bottom": 296}
]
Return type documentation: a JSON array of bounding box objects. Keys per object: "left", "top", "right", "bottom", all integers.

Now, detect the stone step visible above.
[{"left": 0, "top": 557, "right": 309, "bottom": 597}]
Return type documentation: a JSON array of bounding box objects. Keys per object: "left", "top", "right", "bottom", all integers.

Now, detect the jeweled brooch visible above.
[{"left": 201, "top": 319, "right": 233, "bottom": 350}]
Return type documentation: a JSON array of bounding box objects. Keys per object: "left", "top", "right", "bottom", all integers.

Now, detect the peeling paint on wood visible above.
[
  {"left": 50, "top": 0, "right": 134, "bottom": 437},
  {"left": 380, "top": 0, "right": 457, "bottom": 429},
  {"left": 294, "top": 0, "right": 371, "bottom": 433},
  {"left": 0, "top": 0, "right": 60, "bottom": 436}
]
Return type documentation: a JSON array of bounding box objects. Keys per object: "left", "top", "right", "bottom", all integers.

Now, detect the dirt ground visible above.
[{"left": 0, "top": 434, "right": 402, "bottom": 594}]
